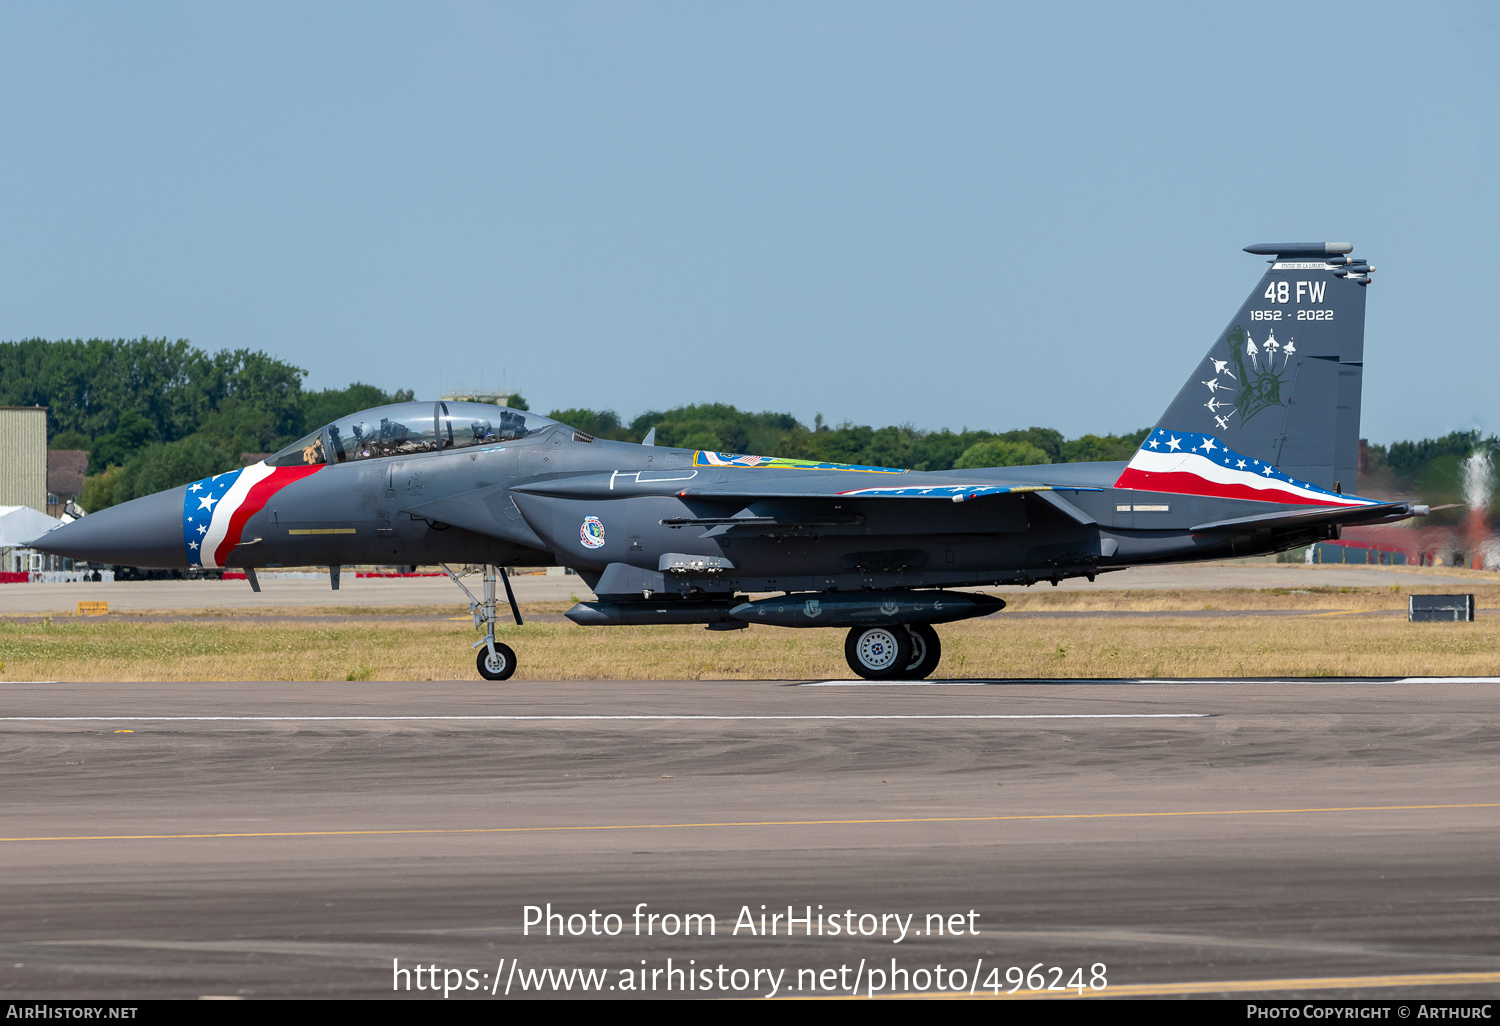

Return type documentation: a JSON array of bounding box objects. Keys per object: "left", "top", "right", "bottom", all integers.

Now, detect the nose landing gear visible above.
[{"left": 442, "top": 563, "right": 523, "bottom": 681}]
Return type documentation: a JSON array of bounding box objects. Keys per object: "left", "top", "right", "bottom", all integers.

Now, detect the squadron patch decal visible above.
[{"left": 579, "top": 516, "right": 606, "bottom": 549}]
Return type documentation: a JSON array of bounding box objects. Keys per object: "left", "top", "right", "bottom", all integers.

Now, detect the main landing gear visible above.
[
  {"left": 904, "top": 623, "right": 942, "bottom": 679},
  {"left": 442, "top": 563, "right": 523, "bottom": 681},
  {"left": 843, "top": 623, "right": 943, "bottom": 681}
]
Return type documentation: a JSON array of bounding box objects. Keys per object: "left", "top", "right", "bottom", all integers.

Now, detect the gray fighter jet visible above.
[{"left": 35, "top": 242, "right": 1422, "bottom": 680}]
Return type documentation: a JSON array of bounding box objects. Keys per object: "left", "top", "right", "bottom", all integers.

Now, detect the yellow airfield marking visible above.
[
  {"left": 1304, "top": 609, "right": 1366, "bottom": 617},
  {"left": 3, "top": 802, "right": 1496, "bottom": 844},
  {"left": 1081, "top": 970, "right": 1500, "bottom": 997},
  {"left": 857, "top": 970, "right": 1500, "bottom": 1000}
]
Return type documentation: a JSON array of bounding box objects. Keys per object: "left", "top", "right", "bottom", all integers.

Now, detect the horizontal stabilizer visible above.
[{"left": 1190, "top": 501, "right": 1421, "bottom": 533}]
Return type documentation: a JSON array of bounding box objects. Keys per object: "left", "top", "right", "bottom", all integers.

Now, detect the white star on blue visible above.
[
  {"left": 182, "top": 469, "right": 243, "bottom": 566},
  {"left": 1139, "top": 429, "right": 1365, "bottom": 502}
]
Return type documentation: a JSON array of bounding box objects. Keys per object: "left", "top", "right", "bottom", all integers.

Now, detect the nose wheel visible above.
[
  {"left": 477, "top": 643, "right": 517, "bottom": 681},
  {"left": 442, "top": 562, "right": 524, "bottom": 682}
]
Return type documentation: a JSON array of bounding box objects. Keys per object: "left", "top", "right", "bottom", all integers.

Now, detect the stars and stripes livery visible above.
[
  {"left": 182, "top": 462, "right": 324, "bottom": 568},
  {"left": 1114, "top": 429, "right": 1378, "bottom": 508}
]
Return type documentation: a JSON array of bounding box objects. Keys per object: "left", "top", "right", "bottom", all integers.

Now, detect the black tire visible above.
[
  {"left": 476, "top": 643, "right": 517, "bottom": 681},
  {"left": 844, "top": 626, "right": 913, "bottom": 680},
  {"left": 904, "top": 623, "right": 942, "bottom": 679}
]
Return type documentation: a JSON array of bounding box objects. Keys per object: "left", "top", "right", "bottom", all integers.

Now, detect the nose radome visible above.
[{"left": 29, "top": 485, "right": 189, "bottom": 568}]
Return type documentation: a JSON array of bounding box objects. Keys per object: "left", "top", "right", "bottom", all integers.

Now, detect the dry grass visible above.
[
  {"left": 1000, "top": 583, "right": 1500, "bottom": 613},
  {"left": 1, "top": 601, "right": 584, "bottom": 620},
  {"left": 2, "top": 612, "right": 1498, "bottom": 681},
  {"left": 15, "top": 584, "right": 1500, "bottom": 623}
]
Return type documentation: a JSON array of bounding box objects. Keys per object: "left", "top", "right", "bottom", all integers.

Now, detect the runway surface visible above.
[{"left": 1, "top": 677, "right": 1498, "bottom": 1000}]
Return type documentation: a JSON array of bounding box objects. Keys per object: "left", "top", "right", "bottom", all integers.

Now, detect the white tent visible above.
[{"left": 0, "top": 505, "right": 61, "bottom": 548}]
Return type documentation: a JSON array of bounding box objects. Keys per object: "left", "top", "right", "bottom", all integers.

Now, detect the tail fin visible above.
[{"left": 1117, "top": 242, "right": 1372, "bottom": 500}]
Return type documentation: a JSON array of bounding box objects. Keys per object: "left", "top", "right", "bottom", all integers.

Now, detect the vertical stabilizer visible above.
[{"left": 1116, "top": 243, "right": 1372, "bottom": 500}]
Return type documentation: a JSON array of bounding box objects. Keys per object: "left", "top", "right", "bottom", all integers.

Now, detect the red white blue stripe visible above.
[
  {"left": 1114, "top": 430, "right": 1378, "bottom": 507},
  {"left": 183, "top": 462, "right": 322, "bottom": 568}
]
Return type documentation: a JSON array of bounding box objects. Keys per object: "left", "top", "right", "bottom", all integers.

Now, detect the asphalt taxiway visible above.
[{"left": 1, "top": 677, "right": 1497, "bottom": 999}]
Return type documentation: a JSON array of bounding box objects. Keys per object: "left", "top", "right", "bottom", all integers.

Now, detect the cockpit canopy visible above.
[{"left": 267, "top": 402, "right": 562, "bottom": 467}]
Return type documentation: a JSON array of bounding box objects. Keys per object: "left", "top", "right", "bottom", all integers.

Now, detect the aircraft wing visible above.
[
  {"left": 681, "top": 482, "right": 1102, "bottom": 503},
  {"left": 511, "top": 472, "right": 1102, "bottom": 504}
]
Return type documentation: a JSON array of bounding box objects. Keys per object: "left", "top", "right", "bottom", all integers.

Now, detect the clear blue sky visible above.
[{"left": 1, "top": 2, "right": 1494, "bottom": 443}]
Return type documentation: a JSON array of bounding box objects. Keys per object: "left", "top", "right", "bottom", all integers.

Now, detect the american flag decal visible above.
[
  {"left": 1114, "top": 430, "right": 1378, "bottom": 508},
  {"left": 183, "top": 462, "right": 323, "bottom": 568}
]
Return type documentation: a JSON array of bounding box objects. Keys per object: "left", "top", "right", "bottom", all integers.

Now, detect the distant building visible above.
[
  {"left": 0, "top": 504, "right": 62, "bottom": 576},
  {"left": 46, "top": 449, "right": 89, "bottom": 518},
  {"left": 1, "top": 504, "right": 63, "bottom": 575},
  {"left": 0, "top": 406, "right": 47, "bottom": 514},
  {"left": 439, "top": 390, "right": 521, "bottom": 407}
]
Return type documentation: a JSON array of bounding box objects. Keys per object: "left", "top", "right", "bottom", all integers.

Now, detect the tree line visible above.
[
  {"left": 6, "top": 338, "right": 1491, "bottom": 513},
  {"left": 1362, "top": 430, "right": 1499, "bottom": 508},
  {"left": 2, "top": 338, "right": 412, "bottom": 510},
  {"left": 545, "top": 404, "right": 1150, "bottom": 472}
]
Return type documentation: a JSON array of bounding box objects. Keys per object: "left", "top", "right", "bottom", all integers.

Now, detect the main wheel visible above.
[
  {"left": 477, "top": 643, "right": 517, "bottom": 681},
  {"left": 844, "top": 626, "right": 913, "bottom": 680},
  {"left": 904, "top": 623, "right": 942, "bottom": 679}
]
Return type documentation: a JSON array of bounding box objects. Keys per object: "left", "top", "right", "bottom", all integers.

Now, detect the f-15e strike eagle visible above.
[{"left": 36, "top": 242, "right": 1422, "bottom": 680}]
